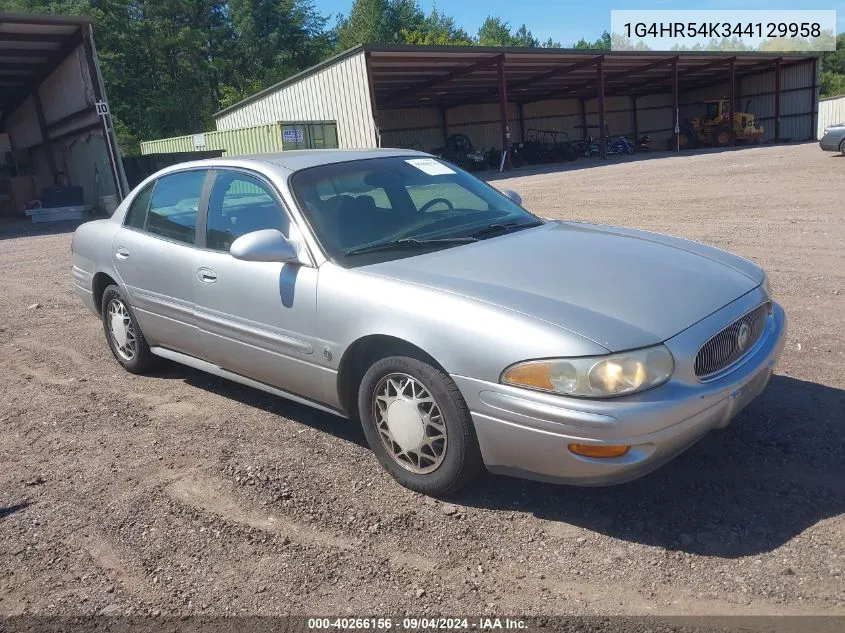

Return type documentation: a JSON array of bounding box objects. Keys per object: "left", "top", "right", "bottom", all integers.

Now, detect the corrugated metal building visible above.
[
  {"left": 213, "top": 45, "right": 820, "bottom": 161},
  {"left": 0, "top": 12, "right": 127, "bottom": 216},
  {"left": 139, "top": 121, "right": 339, "bottom": 157},
  {"left": 818, "top": 94, "right": 845, "bottom": 138}
]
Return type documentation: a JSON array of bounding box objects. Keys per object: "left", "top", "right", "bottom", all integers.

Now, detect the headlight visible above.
[
  {"left": 761, "top": 274, "right": 772, "bottom": 299},
  {"left": 501, "top": 345, "right": 674, "bottom": 398}
]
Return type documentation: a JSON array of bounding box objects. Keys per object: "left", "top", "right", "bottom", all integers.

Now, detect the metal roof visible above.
[
  {"left": 0, "top": 12, "right": 91, "bottom": 115},
  {"left": 214, "top": 44, "right": 817, "bottom": 118},
  {"left": 365, "top": 45, "right": 818, "bottom": 110},
  {"left": 151, "top": 148, "right": 428, "bottom": 175}
]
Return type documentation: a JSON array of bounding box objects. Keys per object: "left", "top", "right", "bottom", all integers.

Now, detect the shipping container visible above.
[{"left": 140, "top": 121, "right": 339, "bottom": 156}]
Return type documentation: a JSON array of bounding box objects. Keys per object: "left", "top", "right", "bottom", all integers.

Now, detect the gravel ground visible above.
[{"left": 0, "top": 143, "right": 842, "bottom": 618}]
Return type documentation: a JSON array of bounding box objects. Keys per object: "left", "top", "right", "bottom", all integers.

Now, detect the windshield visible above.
[{"left": 289, "top": 156, "right": 541, "bottom": 265}]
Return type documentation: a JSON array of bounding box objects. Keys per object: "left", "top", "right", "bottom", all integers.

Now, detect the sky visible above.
[{"left": 316, "top": 0, "right": 845, "bottom": 44}]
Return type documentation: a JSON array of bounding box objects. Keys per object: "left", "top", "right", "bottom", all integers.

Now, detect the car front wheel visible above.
[
  {"left": 358, "top": 355, "right": 484, "bottom": 496},
  {"left": 101, "top": 284, "right": 158, "bottom": 374}
]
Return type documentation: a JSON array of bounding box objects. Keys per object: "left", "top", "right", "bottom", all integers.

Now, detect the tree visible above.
[
  {"left": 573, "top": 30, "right": 611, "bottom": 50},
  {"left": 336, "top": 0, "right": 393, "bottom": 49},
  {"left": 477, "top": 16, "right": 540, "bottom": 47},
  {"left": 820, "top": 71, "right": 845, "bottom": 99},
  {"left": 401, "top": 8, "right": 473, "bottom": 46},
  {"left": 819, "top": 33, "right": 845, "bottom": 97},
  {"left": 477, "top": 16, "right": 512, "bottom": 46}
]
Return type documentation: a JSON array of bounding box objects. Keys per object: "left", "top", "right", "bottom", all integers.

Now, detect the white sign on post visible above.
[
  {"left": 95, "top": 101, "right": 109, "bottom": 116},
  {"left": 193, "top": 133, "right": 206, "bottom": 149}
]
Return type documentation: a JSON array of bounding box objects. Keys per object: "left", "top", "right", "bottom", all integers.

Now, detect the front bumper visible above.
[
  {"left": 820, "top": 135, "right": 842, "bottom": 152},
  {"left": 453, "top": 290, "right": 786, "bottom": 486}
]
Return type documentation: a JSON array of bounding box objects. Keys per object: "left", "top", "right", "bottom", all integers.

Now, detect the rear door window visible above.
[
  {"left": 123, "top": 182, "right": 154, "bottom": 230},
  {"left": 145, "top": 170, "right": 207, "bottom": 245}
]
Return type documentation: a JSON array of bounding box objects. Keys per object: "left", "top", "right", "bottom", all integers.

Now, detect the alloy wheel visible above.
[
  {"left": 107, "top": 298, "right": 137, "bottom": 361},
  {"left": 372, "top": 373, "right": 447, "bottom": 474}
]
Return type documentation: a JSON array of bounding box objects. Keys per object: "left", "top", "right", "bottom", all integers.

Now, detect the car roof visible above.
[{"left": 168, "top": 148, "right": 432, "bottom": 174}]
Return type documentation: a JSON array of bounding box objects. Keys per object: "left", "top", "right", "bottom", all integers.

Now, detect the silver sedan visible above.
[
  {"left": 71, "top": 149, "right": 786, "bottom": 495},
  {"left": 820, "top": 123, "right": 845, "bottom": 154}
]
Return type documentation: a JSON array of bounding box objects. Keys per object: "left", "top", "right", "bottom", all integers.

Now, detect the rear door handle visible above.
[
  {"left": 197, "top": 268, "right": 217, "bottom": 283},
  {"left": 115, "top": 247, "right": 130, "bottom": 260}
]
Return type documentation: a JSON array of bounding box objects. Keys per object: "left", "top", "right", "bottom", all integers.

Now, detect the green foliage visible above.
[
  {"left": 820, "top": 33, "right": 845, "bottom": 97},
  {"left": 477, "top": 16, "right": 539, "bottom": 47},
  {"left": 573, "top": 31, "right": 611, "bottom": 50},
  {"left": 10, "top": 0, "right": 642, "bottom": 152},
  {"left": 820, "top": 71, "right": 845, "bottom": 98}
]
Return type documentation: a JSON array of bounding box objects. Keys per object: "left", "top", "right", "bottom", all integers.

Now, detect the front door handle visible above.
[
  {"left": 115, "top": 247, "right": 130, "bottom": 260},
  {"left": 197, "top": 268, "right": 217, "bottom": 283}
]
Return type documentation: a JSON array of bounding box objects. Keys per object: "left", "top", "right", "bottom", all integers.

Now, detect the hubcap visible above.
[
  {"left": 107, "top": 298, "right": 137, "bottom": 361},
  {"left": 373, "top": 373, "right": 447, "bottom": 474}
]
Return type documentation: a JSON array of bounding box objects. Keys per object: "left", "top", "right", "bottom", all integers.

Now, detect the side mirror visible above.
[
  {"left": 502, "top": 189, "right": 522, "bottom": 206},
  {"left": 230, "top": 229, "right": 305, "bottom": 265}
]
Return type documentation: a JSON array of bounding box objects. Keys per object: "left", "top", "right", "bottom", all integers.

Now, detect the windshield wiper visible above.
[
  {"left": 468, "top": 221, "right": 543, "bottom": 240},
  {"left": 344, "top": 236, "right": 477, "bottom": 256}
]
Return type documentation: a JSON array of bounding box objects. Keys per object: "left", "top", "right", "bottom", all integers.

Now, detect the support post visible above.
[
  {"left": 774, "top": 58, "right": 781, "bottom": 143},
  {"left": 33, "top": 90, "right": 58, "bottom": 184},
  {"left": 81, "top": 25, "right": 127, "bottom": 199},
  {"left": 810, "top": 58, "right": 817, "bottom": 140},
  {"left": 672, "top": 57, "right": 679, "bottom": 152},
  {"left": 497, "top": 59, "right": 511, "bottom": 170},
  {"left": 579, "top": 98, "right": 587, "bottom": 141},
  {"left": 729, "top": 58, "right": 736, "bottom": 146},
  {"left": 632, "top": 96, "right": 638, "bottom": 143},
  {"left": 517, "top": 102, "right": 525, "bottom": 142},
  {"left": 439, "top": 107, "right": 449, "bottom": 146},
  {"left": 597, "top": 56, "right": 606, "bottom": 159}
]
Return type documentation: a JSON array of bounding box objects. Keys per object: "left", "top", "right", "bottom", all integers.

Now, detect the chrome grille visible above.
[{"left": 694, "top": 302, "right": 771, "bottom": 380}]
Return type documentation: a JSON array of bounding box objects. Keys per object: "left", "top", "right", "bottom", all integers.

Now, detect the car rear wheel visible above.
[
  {"left": 101, "top": 285, "right": 158, "bottom": 374},
  {"left": 358, "top": 355, "right": 484, "bottom": 496},
  {"left": 840, "top": 139, "right": 845, "bottom": 156}
]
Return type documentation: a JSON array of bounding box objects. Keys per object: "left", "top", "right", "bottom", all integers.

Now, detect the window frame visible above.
[
  {"left": 122, "top": 180, "right": 155, "bottom": 231},
  {"left": 197, "top": 168, "right": 305, "bottom": 260},
  {"left": 121, "top": 168, "right": 212, "bottom": 248}
]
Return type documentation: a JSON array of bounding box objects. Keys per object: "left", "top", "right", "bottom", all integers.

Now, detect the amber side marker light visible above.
[{"left": 568, "top": 444, "right": 631, "bottom": 458}]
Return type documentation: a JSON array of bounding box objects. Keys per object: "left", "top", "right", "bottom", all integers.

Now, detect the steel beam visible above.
[
  {"left": 672, "top": 58, "right": 679, "bottom": 152},
  {"left": 729, "top": 58, "right": 736, "bottom": 146},
  {"left": 379, "top": 54, "right": 504, "bottom": 107},
  {"left": 498, "top": 60, "right": 511, "bottom": 170},
  {"left": 597, "top": 57, "right": 606, "bottom": 159},
  {"left": 774, "top": 58, "right": 781, "bottom": 142}
]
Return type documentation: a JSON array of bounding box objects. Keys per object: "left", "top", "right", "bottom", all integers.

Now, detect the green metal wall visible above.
[{"left": 140, "top": 122, "right": 338, "bottom": 156}]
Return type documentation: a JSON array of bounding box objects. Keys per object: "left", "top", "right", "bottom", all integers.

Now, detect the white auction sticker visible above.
[{"left": 405, "top": 158, "right": 456, "bottom": 176}]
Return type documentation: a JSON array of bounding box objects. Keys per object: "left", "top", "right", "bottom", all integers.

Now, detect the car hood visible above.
[{"left": 362, "top": 221, "right": 763, "bottom": 351}]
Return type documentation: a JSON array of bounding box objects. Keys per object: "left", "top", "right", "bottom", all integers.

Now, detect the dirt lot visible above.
[{"left": 1, "top": 143, "right": 843, "bottom": 618}]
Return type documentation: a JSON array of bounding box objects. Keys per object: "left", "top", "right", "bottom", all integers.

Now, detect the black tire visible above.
[
  {"left": 358, "top": 355, "right": 485, "bottom": 496},
  {"left": 101, "top": 284, "right": 158, "bottom": 374},
  {"left": 840, "top": 139, "right": 845, "bottom": 157},
  {"left": 712, "top": 125, "right": 733, "bottom": 147},
  {"left": 677, "top": 128, "right": 698, "bottom": 150}
]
